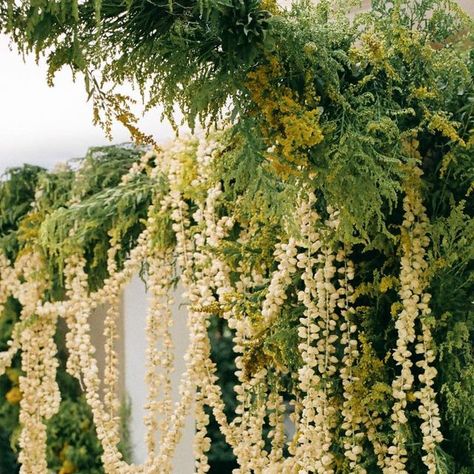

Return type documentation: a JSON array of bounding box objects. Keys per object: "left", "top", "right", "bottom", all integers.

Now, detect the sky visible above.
[{"left": 0, "top": 35, "right": 176, "bottom": 176}]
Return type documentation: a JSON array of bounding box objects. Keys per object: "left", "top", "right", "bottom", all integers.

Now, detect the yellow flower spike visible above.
[
  {"left": 59, "top": 459, "right": 76, "bottom": 474},
  {"left": 406, "top": 391, "right": 417, "bottom": 402},
  {"left": 79, "top": 419, "right": 90, "bottom": 431},
  {"left": 5, "top": 386, "right": 22, "bottom": 404},
  {"left": 411, "top": 86, "right": 437, "bottom": 101},
  {"left": 379, "top": 276, "right": 399, "bottom": 294},
  {"left": 6, "top": 367, "right": 20, "bottom": 384},
  {"left": 390, "top": 302, "right": 403, "bottom": 318},
  {"left": 427, "top": 113, "right": 466, "bottom": 146},
  {"left": 246, "top": 55, "right": 325, "bottom": 175},
  {"left": 260, "top": 0, "right": 280, "bottom": 15},
  {"left": 59, "top": 444, "right": 69, "bottom": 461}
]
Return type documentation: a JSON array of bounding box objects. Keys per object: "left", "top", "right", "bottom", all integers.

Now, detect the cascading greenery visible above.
[{"left": 0, "top": 0, "right": 473, "bottom": 472}]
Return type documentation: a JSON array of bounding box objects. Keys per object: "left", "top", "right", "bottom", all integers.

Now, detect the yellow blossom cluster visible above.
[{"left": 246, "top": 56, "right": 324, "bottom": 176}]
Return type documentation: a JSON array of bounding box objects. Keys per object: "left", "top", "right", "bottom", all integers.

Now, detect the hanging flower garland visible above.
[
  {"left": 144, "top": 245, "right": 175, "bottom": 457},
  {"left": 103, "top": 234, "right": 125, "bottom": 453},
  {"left": 294, "top": 194, "right": 341, "bottom": 474},
  {"left": 337, "top": 252, "right": 366, "bottom": 474},
  {"left": 387, "top": 165, "right": 443, "bottom": 474},
  {"left": 0, "top": 134, "right": 457, "bottom": 474},
  {"left": 0, "top": 254, "right": 22, "bottom": 374},
  {"left": 12, "top": 252, "right": 60, "bottom": 474}
]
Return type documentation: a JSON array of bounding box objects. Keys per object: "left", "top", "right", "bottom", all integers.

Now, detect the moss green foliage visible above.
[
  {"left": 0, "top": 0, "right": 473, "bottom": 472},
  {"left": 37, "top": 147, "right": 152, "bottom": 291},
  {"left": 0, "top": 165, "right": 44, "bottom": 259}
]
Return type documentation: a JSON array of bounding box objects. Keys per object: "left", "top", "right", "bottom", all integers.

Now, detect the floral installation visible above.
[
  {"left": 0, "top": 0, "right": 473, "bottom": 473},
  {"left": 0, "top": 127, "right": 471, "bottom": 472}
]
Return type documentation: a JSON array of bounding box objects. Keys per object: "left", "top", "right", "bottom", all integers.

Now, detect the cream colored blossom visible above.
[{"left": 386, "top": 166, "right": 442, "bottom": 474}]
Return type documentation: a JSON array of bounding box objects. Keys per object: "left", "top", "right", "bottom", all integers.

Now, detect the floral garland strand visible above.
[
  {"left": 103, "top": 236, "right": 125, "bottom": 452},
  {"left": 0, "top": 253, "right": 21, "bottom": 375},
  {"left": 267, "top": 384, "right": 286, "bottom": 466},
  {"left": 190, "top": 189, "right": 219, "bottom": 474},
  {"left": 261, "top": 238, "right": 298, "bottom": 326},
  {"left": 204, "top": 218, "right": 264, "bottom": 471},
  {"left": 195, "top": 146, "right": 279, "bottom": 471},
  {"left": 228, "top": 222, "right": 300, "bottom": 471},
  {"left": 17, "top": 309, "right": 60, "bottom": 474},
  {"left": 184, "top": 150, "right": 236, "bottom": 472},
  {"left": 415, "top": 309, "right": 443, "bottom": 474},
  {"left": 337, "top": 249, "right": 366, "bottom": 474},
  {"left": 0, "top": 253, "right": 16, "bottom": 314},
  {"left": 13, "top": 252, "right": 61, "bottom": 474},
  {"left": 295, "top": 194, "right": 338, "bottom": 473},
  {"left": 147, "top": 145, "right": 211, "bottom": 471},
  {"left": 179, "top": 139, "right": 257, "bottom": 471},
  {"left": 144, "top": 245, "right": 175, "bottom": 457},
  {"left": 64, "top": 254, "right": 127, "bottom": 473},
  {"left": 387, "top": 166, "right": 443, "bottom": 474},
  {"left": 163, "top": 141, "right": 251, "bottom": 472},
  {"left": 295, "top": 197, "right": 367, "bottom": 473},
  {"left": 0, "top": 324, "right": 20, "bottom": 376},
  {"left": 225, "top": 257, "right": 272, "bottom": 471}
]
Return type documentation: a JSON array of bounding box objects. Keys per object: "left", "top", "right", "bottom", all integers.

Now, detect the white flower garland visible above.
[
  {"left": 144, "top": 246, "right": 175, "bottom": 457},
  {"left": 64, "top": 254, "right": 125, "bottom": 472},
  {"left": 337, "top": 249, "right": 367, "bottom": 474},
  {"left": 0, "top": 253, "right": 21, "bottom": 375},
  {"left": 295, "top": 194, "right": 339, "bottom": 474},
  {"left": 262, "top": 238, "right": 298, "bottom": 326},
  {"left": 387, "top": 166, "right": 443, "bottom": 474},
  {"left": 103, "top": 236, "right": 124, "bottom": 451},
  {"left": 267, "top": 385, "right": 286, "bottom": 465},
  {"left": 14, "top": 252, "right": 61, "bottom": 474}
]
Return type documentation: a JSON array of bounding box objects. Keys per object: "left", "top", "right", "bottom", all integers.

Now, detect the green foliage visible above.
[
  {"left": 39, "top": 173, "right": 153, "bottom": 290},
  {"left": 207, "top": 316, "right": 238, "bottom": 471},
  {"left": 427, "top": 201, "right": 474, "bottom": 472},
  {"left": 47, "top": 398, "right": 104, "bottom": 474},
  {"left": 1, "top": 0, "right": 471, "bottom": 240},
  {"left": 0, "top": 0, "right": 272, "bottom": 136},
  {"left": 0, "top": 165, "right": 44, "bottom": 259},
  {"left": 27, "top": 145, "right": 153, "bottom": 292}
]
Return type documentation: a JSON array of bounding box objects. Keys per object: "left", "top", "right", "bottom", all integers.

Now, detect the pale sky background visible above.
[{"left": 0, "top": 35, "right": 177, "bottom": 176}]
